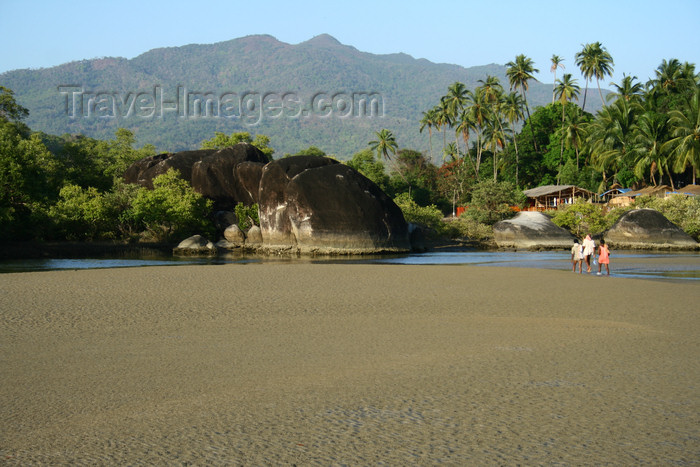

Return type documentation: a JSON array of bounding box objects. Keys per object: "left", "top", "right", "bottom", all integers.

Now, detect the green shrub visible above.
[
  {"left": 464, "top": 180, "right": 525, "bottom": 226},
  {"left": 102, "top": 179, "right": 142, "bottom": 240},
  {"left": 450, "top": 216, "right": 494, "bottom": 241},
  {"left": 49, "top": 184, "right": 112, "bottom": 240},
  {"left": 393, "top": 192, "right": 444, "bottom": 231},
  {"left": 549, "top": 199, "right": 612, "bottom": 238},
  {"left": 234, "top": 202, "right": 259, "bottom": 231},
  {"left": 130, "top": 169, "right": 213, "bottom": 242}
]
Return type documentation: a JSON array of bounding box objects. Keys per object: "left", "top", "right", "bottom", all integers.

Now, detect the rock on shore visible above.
[
  {"left": 124, "top": 144, "right": 269, "bottom": 210},
  {"left": 604, "top": 208, "right": 698, "bottom": 250},
  {"left": 258, "top": 156, "right": 410, "bottom": 254},
  {"left": 493, "top": 212, "right": 574, "bottom": 249},
  {"left": 127, "top": 148, "right": 411, "bottom": 254}
]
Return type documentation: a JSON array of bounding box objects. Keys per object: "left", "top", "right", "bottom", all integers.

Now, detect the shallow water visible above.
[
  {"left": 362, "top": 250, "right": 700, "bottom": 282},
  {"left": 1, "top": 250, "right": 699, "bottom": 282}
]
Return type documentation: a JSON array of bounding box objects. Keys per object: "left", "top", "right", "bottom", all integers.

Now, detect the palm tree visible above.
[
  {"left": 434, "top": 100, "right": 452, "bottom": 154},
  {"left": 444, "top": 82, "right": 469, "bottom": 117},
  {"left": 632, "top": 111, "right": 672, "bottom": 187},
  {"left": 587, "top": 99, "right": 640, "bottom": 189},
  {"left": 679, "top": 62, "right": 699, "bottom": 89},
  {"left": 665, "top": 87, "right": 700, "bottom": 185},
  {"left": 483, "top": 115, "right": 509, "bottom": 181},
  {"left": 590, "top": 41, "right": 614, "bottom": 108},
  {"left": 554, "top": 74, "right": 580, "bottom": 182},
  {"left": 478, "top": 75, "right": 503, "bottom": 104},
  {"left": 501, "top": 92, "right": 525, "bottom": 186},
  {"left": 369, "top": 128, "right": 398, "bottom": 161},
  {"left": 477, "top": 76, "right": 510, "bottom": 179},
  {"left": 554, "top": 74, "right": 581, "bottom": 122},
  {"left": 562, "top": 115, "right": 587, "bottom": 170},
  {"left": 369, "top": 128, "right": 412, "bottom": 193},
  {"left": 443, "top": 142, "right": 459, "bottom": 162},
  {"left": 419, "top": 108, "right": 437, "bottom": 162},
  {"left": 575, "top": 43, "right": 593, "bottom": 110},
  {"left": 575, "top": 42, "right": 614, "bottom": 111},
  {"left": 652, "top": 58, "right": 683, "bottom": 94},
  {"left": 550, "top": 55, "right": 565, "bottom": 103},
  {"left": 608, "top": 74, "right": 643, "bottom": 103},
  {"left": 444, "top": 82, "right": 471, "bottom": 154},
  {"left": 466, "top": 87, "right": 492, "bottom": 178},
  {"left": 455, "top": 109, "right": 476, "bottom": 173},
  {"left": 506, "top": 54, "right": 539, "bottom": 151}
]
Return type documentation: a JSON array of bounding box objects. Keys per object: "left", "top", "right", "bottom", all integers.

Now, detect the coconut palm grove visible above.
[{"left": 1, "top": 42, "right": 699, "bottom": 244}]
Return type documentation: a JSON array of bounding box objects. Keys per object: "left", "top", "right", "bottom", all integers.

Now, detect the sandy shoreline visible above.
[{"left": 1, "top": 264, "right": 698, "bottom": 464}]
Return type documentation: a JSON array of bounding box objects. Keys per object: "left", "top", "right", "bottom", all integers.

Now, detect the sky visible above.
[{"left": 1, "top": 0, "right": 699, "bottom": 90}]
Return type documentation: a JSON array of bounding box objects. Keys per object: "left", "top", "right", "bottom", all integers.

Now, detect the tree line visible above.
[
  {"left": 402, "top": 46, "right": 699, "bottom": 200},
  {"left": 1, "top": 43, "right": 699, "bottom": 244}
]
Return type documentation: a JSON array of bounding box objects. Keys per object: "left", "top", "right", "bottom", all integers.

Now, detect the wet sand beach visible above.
[{"left": 1, "top": 263, "right": 698, "bottom": 464}]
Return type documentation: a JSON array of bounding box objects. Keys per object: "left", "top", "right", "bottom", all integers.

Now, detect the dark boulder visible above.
[
  {"left": 234, "top": 161, "right": 266, "bottom": 204},
  {"left": 122, "top": 153, "right": 170, "bottom": 187},
  {"left": 212, "top": 211, "right": 238, "bottom": 232},
  {"left": 191, "top": 144, "right": 269, "bottom": 208},
  {"left": 124, "top": 149, "right": 218, "bottom": 188},
  {"left": 258, "top": 156, "right": 339, "bottom": 247},
  {"left": 605, "top": 208, "right": 698, "bottom": 249},
  {"left": 493, "top": 212, "right": 574, "bottom": 249},
  {"left": 123, "top": 143, "right": 269, "bottom": 209},
  {"left": 258, "top": 156, "right": 410, "bottom": 253}
]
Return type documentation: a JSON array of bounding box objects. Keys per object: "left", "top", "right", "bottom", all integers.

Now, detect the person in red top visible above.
[{"left": 597, "top": 239, "right": 611, "bottom": 276}]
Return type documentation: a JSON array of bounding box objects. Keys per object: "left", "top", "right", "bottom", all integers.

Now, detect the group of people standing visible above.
[{"left": 571, "top": 234, "right": 610, "bottom": 275}]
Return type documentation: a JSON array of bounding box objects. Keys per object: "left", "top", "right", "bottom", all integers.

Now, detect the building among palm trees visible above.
[
  {"left": 522, "top": 185, "right": 594, "bottom": 211},
  {"left": 598, "top": 184, "right": 631, "bottom": 204},
  {"left": 609, "top": 184, "right": 700, "bottom": 206}
]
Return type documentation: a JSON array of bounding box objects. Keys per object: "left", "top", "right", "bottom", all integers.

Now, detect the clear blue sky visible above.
[{"left": 1, "top": 0, "right": 699, "bottom": 89}]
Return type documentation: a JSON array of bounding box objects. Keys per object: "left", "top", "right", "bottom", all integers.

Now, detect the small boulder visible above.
[
  {"left": 215, "top": 239, "right": 236, "bottom": 250},
  {"left": 493, "top": 212, "right": 574, "bottom": 249},
  {"left": 173, "top": 235, "right": 217, "bottom": 256},
  {"left": 605, "top": 208, "right": 698, "bottom": 249},
  {"left": 224, "top": 224, "right": 246, "bottom": 244},
  {"left": 246, "top": 225, "right": 263, "bottom": 244}
]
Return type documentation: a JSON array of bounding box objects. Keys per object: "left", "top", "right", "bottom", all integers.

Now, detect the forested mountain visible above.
[{"left": 0, "top": 34, "right": 605, "bottom": 159}]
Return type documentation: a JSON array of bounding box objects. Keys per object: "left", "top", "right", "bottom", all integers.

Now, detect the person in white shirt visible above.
[
  {"left": 571, "top": 239, "right": 583, "bottom": 273},
  {"left": 582, "top": 234, "right": 596, "bottom": 273}
]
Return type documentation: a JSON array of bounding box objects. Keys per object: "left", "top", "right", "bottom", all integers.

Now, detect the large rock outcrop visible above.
[
  {"left": 258, "top": 156, "right": 410, "bottom": 253},
  {"left": 127, "top": 150, "right": 411, "bottom": 254},
  {"left": 493, "top": 212, "right": 575, "bottom": 249},
  {"left": 123, "top": 149, "right": 217, "bottom": 188},
  {"left": 124, "top": 143, "right": 269, "bottom": 209},
  {"left": 604, "top": 208, "right": 698, "bottom": 249}
]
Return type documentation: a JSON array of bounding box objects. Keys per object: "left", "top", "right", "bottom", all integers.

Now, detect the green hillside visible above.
[{"left": 0, "top": 34, "right": 605, "bottom": 159}]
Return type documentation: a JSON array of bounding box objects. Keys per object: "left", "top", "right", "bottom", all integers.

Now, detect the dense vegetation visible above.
[
  {"left": 1, "top": 43, "right": 699, "bottom": 245},
  {"left": 412, "top": 51, "right": 699, "bottom": 195}
]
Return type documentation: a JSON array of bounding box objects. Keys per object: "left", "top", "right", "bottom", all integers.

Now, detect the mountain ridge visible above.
[{"left": 0, "top": 34, "right": 606, "bottom": 158}]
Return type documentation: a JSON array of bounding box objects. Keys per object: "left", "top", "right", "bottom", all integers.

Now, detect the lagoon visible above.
[{"left": 1, "top": 250, "right": 699, "bottom": 282}]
